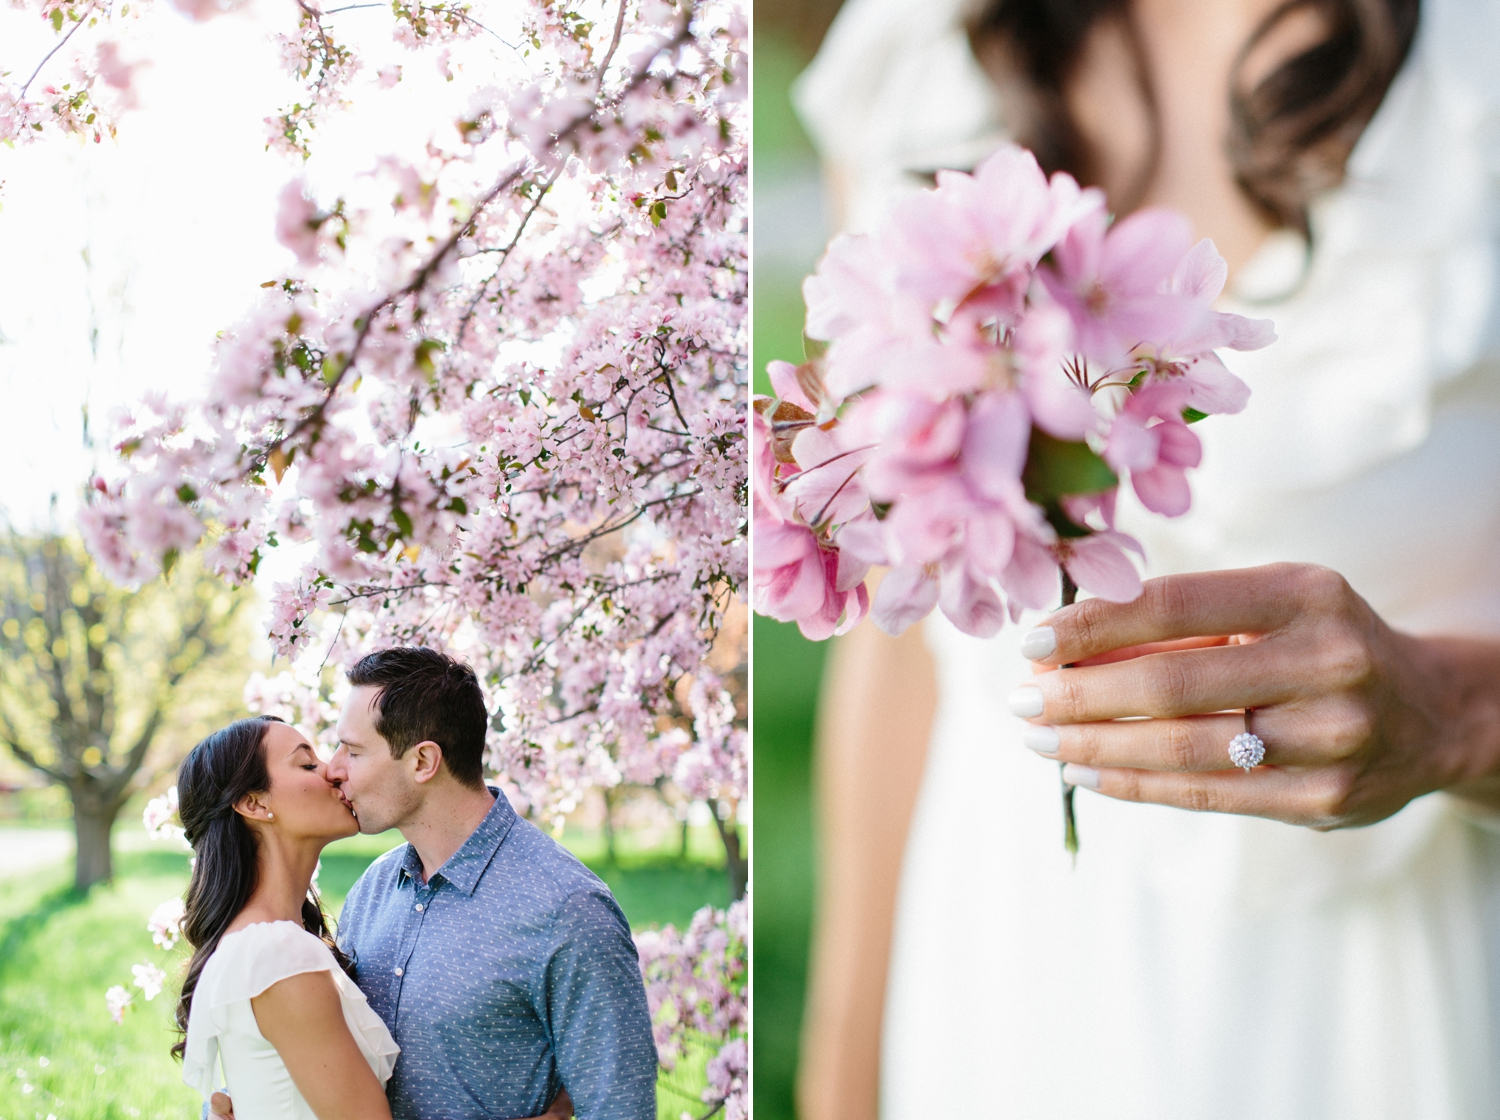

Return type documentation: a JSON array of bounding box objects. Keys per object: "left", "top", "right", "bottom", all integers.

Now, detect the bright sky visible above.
[{"left": 0, "top": 0, "right": 503, "bottom": 533}]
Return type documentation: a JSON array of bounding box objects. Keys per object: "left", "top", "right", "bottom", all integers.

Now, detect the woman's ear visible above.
[{"left": 233, "top": 793, "right": 274, "bottom": 823}]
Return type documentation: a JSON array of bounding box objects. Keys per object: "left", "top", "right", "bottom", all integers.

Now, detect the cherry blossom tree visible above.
[
  {"left": 15, "top": 0, "right": 747, "bottom": 1084},
  {"left": 53, "top": 0, "right": 747, "bottom": 881}
]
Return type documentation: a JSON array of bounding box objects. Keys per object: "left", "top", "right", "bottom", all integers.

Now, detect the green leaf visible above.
[
  {"left": 161, "top": 548, "right": 179, "bottom": 577},
  {"left": 1021, "top": 428, "right": 1118, "bottom": 504},
  {"left": 176, "top": 484, "right": 198, "bottom": 504},
  {"left": 391, "top": 507, "right": 414, "bottom": 538},
  {"left": 802, "top": 333, "right": 828, "bottom": 362},
  {"left": 650, "top": 200, "right": 666, "bottom": 227},
  {"left": 50, "top": 8, "right": 63, "bottom": 31},
  {"left": 1182, "top": 407, "right": 1209, "bottom": 424}
]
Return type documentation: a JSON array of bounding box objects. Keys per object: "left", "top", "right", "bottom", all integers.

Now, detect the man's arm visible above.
[{"left": 541, "top": 889, "right": 658, "bottom": 1120}]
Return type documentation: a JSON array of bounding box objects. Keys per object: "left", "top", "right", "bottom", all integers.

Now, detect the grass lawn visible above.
[
  {"left": 751, "top": 30, "right": 831, "bottom": 1120},
  {"left": 0, "top": 824, "right": 733, "bottom": 1120}
]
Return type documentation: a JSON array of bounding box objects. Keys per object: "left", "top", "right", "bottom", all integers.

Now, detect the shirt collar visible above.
[{"left": 395, "top": 787, "right": 517, "bottom": 896}]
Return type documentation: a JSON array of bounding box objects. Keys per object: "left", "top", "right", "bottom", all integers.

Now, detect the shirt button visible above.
[
  {"left": 394, "top": 967, "right": 404, "bottom": 977},
  {"left": 415, "top": 903, "right": 424, "bottom": 912}
]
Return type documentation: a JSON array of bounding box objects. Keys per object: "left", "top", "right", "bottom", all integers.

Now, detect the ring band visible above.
[{"left": 1228, "top": 708, "right": 1265, "bottom": 772}]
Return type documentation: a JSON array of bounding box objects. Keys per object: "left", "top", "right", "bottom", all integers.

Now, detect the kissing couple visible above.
[{"left": 170, "top": 646, "right": 658, "bottom": 1120}]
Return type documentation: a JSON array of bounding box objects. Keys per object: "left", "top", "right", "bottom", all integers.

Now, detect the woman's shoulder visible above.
[{"left": 198, "top": 921, "right": 338, "bottom": 1007}]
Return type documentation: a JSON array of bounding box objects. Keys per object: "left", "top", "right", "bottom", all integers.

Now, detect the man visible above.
[{"left": 212, "top": 647, "right": 657, "bottom": 1120}]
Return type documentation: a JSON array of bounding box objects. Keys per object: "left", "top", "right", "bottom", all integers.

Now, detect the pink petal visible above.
[
  {"left": 836, "top": 513, "right": 890, "bottom": 566},
  {"left": 1178, "top": 353, "right": 1251, "bottom": 415},
  {"left": 1024, "top": 368, "right": 1098, "bottom": 441},
  {"left": 1131, "top": 463, "right": 1192, "bottom": 516},
  {"left": 961, "top": 390, "right": 1031, "bottom": 498},
  {"left": 1155, "top": 420, "right": 1202, "bottom": 469},
  {"left": 871, "top": 564, "right": 940, "bottom": 635},
  {"left": 768, "top": 360, "right": 816, "bottom": 413},
  {"left": 787, "top": 426, "right": 870, "bottom": 526},
  {"left": 834, "top": 543, "right": 872, "bottom": 593},
  {"left": 1103, "top": 412, "right": 1160, "bottom": 474},
  {"left": 1064, "top": 534, "right": 1142, "bottom": 602},
  {"left": 884, "top": 483, "right": 965, "bottom": 564},
  {"left": 1099, "top": 208, "right": 1196, "bottom": 295},
  {"left": 1170, "top": 239, "right": 1228, "bottom": 303},
  {"left": 938, "top": 563, "right": 1006, "bottom": 638},
  {"left": 999, "top": 532, "right": 1061, "bottom": 610},
  {"left": 1215, "top": 311, "right": 1277, "bottom": 351},
  {"left": 961, "top": 504, "right": 1019, "bottom": 578},
  {"left": 833, "top": 581, "right": 871, "bottom": 637}
]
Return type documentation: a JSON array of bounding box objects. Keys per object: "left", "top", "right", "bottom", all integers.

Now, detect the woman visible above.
[
  {"left": 791, "top": 0, "right": 1500, "bottom": 1116},
  {"left": 174, "top": 714, "right": 400, "bottom": 1119}
]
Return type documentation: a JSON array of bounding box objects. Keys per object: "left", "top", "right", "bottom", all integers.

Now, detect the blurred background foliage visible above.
[
  {"left": 0, "top": 533, "right": 256, "bottom": 889},
  {"left": 752, "top": 5, "right": 843, "bottom": 1120}
]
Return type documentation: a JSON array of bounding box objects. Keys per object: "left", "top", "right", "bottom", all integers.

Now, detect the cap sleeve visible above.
[
  {"left": 181, "top": 921, "right": 341, "bottom": 1101},
  {"left": 791, "top": 0, "right": 1008, "bottom": 232}
]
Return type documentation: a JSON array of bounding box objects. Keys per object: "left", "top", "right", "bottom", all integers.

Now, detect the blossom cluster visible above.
[
  {"left": 754, "top": 145, "right": 1275, "bottom": 639},
  {"left": 636, "top": 899, "right": 747, "bottom": 1120},
  {"left": 81, "top": 0, "right": 747, "bottom": 823}
]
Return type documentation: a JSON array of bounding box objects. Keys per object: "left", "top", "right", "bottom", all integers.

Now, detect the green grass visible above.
[
  {"left": 750, "top": 617, "right": 828, "bottom": 1120},
  {"left": 753, "top": 35, "right": 817, "bottom": 179},
  {"left": 751, "top": 31, "right": 832, "bottom": 1120},
  {"left": 0, "top": 826, "right": 732, "bottom": 1120}
]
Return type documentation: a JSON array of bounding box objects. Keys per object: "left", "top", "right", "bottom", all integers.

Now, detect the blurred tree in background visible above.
[{"left": 0, "top": 533, "right": 254, "bottom": 890}]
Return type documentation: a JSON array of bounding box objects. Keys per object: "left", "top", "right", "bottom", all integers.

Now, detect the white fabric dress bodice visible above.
[
  {"left": 795, "top": 0, "right": 1500, "bottom": 1116},
  {"left": 183, "top": 920, "right": 400, "bottom": 1120}
]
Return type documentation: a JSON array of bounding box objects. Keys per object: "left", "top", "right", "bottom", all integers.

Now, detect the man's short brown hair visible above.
[{"left": 347, "top": 647, "right": 488, "bottom": 788}]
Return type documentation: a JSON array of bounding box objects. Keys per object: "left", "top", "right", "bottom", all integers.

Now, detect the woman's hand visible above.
[{"left": 1009, "top": 563, "right": 1500, "bottom": 827}]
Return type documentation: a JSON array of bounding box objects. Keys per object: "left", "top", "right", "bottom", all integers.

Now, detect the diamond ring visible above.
[{"left": 1229, "top": 708, "right": 1265, "bottom": 771}]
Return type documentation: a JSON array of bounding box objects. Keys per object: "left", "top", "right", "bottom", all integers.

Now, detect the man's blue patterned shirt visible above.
[{"left": 336, "top": 790, "right": 658, "bottom": 1120}]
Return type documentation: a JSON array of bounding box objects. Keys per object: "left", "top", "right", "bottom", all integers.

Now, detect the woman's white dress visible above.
[
  {"left": 183, "top": 920, "right": 400, "bottom": 1119},
  {"left": 795, "top": 0, "right": 1500, "bottom": 1116}
]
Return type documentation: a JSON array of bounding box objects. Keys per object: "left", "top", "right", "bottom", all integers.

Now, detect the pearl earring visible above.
[{"left": 267, "top": 812, "right": 275, "bottom": 820}]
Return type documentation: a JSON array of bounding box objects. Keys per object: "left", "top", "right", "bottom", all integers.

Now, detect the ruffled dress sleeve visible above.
[
  {"left": 182, "top": 920, "right": 400, "bottom": 1103},
  {"left": 791, "top": 0, "right": 1009, "bottom": 233}
]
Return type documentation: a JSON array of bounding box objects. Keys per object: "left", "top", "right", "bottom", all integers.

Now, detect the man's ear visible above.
[{"left": 409, "top": 740, "right": 445, "bottom": 784}]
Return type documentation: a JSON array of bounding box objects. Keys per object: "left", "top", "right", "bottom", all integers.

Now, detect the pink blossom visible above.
[
  {"left": 887, "top": 144, "right": 1100, "bottom": 316},
  {"left": 752, "top": 516, "right": 867, "bottom": 641},
  {"left": 766, "top": 359, "right": 816, "bottom": 414},
  {"left": 148, "top": 898, "right": 186, "bottom": 950},
  {"left": 1104, "top": 383, "right": 1202, "bottom": 516},
  {"left": 132, "top": 961, "right": 167, "bottom": 1001},
  {"left": 1040, "top": 207, "right": 1201, "bottom": 369},
  {"left": 1129, "top": 238, "right": 1276, "bottom": 415},
  {"left": 275, "top": 180, "right": 322, "bottom": 268},
  {"left": 105, "top": 985, "right": 133, "bottom": 1025},
  {"left": 802, "top": 233, "right": 935, "bottom": 401}
]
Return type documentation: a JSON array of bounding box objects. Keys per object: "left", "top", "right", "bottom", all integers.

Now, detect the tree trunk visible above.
[
  {"left": 602, "top": 787, "right": 618, "bottom": 865},
  {"left": 710, "top": 799, "right": 747, "bottom": 900},
  {"left": 71, "top": 790, "right": 119, "bottom": 891}
]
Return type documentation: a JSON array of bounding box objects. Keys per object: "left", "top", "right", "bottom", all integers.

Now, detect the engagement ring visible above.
[{"left": 1229, "top": 709, "right": 1265, "bottom": 771}]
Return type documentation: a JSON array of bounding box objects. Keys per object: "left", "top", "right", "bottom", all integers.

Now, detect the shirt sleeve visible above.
[{"left": 540, "top": 888, "right": 658, "bottom": 1120}]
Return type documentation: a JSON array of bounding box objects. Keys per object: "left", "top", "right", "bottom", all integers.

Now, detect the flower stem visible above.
[{"left": 1059, "top": 568, "right": 1079, "bottom": 861}]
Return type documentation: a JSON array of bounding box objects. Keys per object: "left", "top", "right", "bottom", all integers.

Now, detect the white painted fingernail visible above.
[
  {"left": 1061, "top": 763, "right": 1100, "bottom": 790},
  {"left": 1022, "top": 726, "right": 1060, "bottom": 754},
  {"left": 1007, "top": 686, "right": 1044, "bottom": 718},
  {"left": 1020, "top": 626, "right": 1056, "bottom": 660}
]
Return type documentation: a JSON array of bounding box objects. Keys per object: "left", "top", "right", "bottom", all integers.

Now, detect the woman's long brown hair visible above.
[
  {"left": 966, "top": 0, "right": 1420, "bottom": 235},
  {"left": 170, "top": 714, "right": 354, "bottom": 1061}
]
